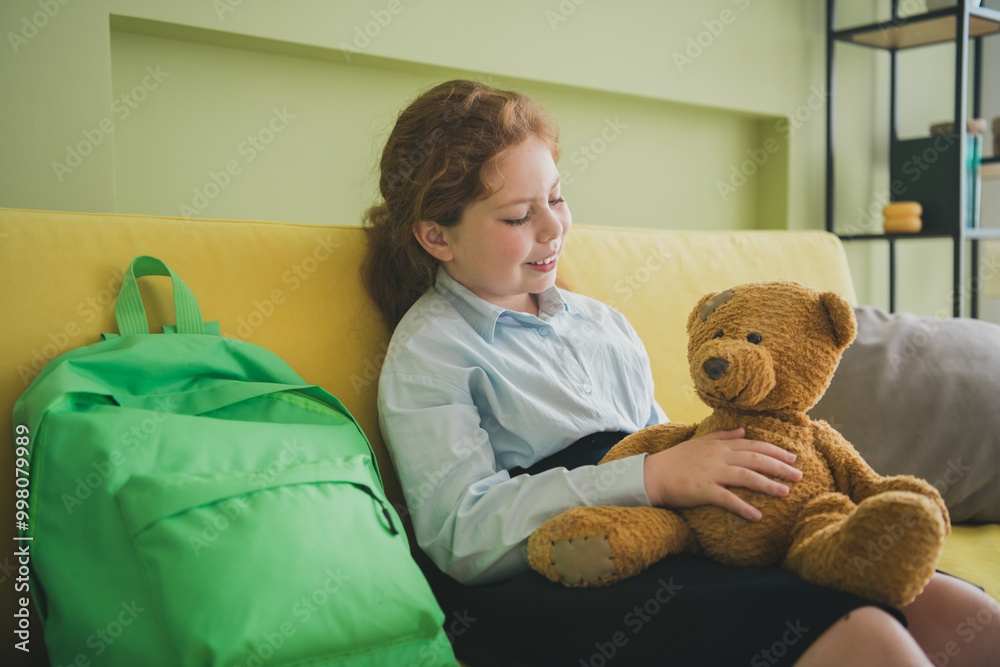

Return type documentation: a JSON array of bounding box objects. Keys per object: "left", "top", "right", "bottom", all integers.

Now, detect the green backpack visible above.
[{"left": 14, "top": 256, "right": 457, "bottom": 667}]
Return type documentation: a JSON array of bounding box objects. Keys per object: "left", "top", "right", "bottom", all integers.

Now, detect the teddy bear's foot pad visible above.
[
  {"left": 550, "top": 536, "right": 615, "bottom": 585},
  {"left": 785, "top": 492, "right": 945, "bottom": 607}
]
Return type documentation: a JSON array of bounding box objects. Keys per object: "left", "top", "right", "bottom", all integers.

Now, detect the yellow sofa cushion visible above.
[
  {"left": 1, "top": 207, "right": 995, "bottom": 606},
  {"left": 939, "top": 524, "right": 1000, "bottom": 602}
]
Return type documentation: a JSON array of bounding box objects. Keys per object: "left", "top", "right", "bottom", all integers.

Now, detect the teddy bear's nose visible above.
[{"left": 703, "top": 357, "right": 730, "bottom": 380}]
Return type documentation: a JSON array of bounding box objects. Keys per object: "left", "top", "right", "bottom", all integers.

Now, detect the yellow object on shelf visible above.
[
  {"left": 883, "top": 215, "right": 923, "bottom": 233},
  {"left": 883, "top": 201, "right": 922, "bottom": 233},
  {"left": 883, "top": 201, "right": 922, "bottom": 217}
]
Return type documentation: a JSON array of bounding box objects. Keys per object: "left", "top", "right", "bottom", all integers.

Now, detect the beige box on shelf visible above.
[{"left": 929, "top": 118, "right": 988, "bottom": 136}]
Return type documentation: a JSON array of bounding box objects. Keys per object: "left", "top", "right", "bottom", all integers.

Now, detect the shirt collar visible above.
[{"left": 433, "top": 267, "right": 567, "bottom": 342}]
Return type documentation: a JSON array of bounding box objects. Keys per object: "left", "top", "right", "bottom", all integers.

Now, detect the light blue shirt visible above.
[{"left": 378, "top": 268, "right": 668, "bottom": 585}]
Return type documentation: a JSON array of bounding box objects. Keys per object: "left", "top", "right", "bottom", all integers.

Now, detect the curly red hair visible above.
[{"left": 361, "top": 79, "right": 560, "bottom": 329}]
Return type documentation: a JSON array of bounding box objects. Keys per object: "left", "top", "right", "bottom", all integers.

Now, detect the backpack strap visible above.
[{"left": 115, "top": 256, "right": 207, "bottom": 336}]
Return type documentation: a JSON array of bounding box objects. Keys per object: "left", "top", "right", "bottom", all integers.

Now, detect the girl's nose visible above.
[{"left": 536, "top": 207, "right": 563, "bottom": 242}]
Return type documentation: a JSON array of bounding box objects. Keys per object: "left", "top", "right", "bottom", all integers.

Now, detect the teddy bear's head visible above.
[{"left": 686, "top": 280, "right": 857, "bottom": 414}]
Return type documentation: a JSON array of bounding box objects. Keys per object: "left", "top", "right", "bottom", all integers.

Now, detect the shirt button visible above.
[
  {"left": 538, "top": 328, "right": 550, "bottom": 338},
  {"left": 583, "top": 384, "right": 592, "bottom": 394}
]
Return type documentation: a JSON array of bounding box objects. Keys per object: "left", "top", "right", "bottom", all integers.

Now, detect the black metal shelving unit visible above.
[{"left": 825, "top": 0, "right": 1000, "bottom": 317}]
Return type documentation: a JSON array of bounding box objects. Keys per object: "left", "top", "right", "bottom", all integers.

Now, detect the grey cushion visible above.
[{"left": 810, "top": 306, "right": 1000, "bottom": 523}]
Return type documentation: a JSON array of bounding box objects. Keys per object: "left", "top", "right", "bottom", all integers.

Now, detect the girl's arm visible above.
[{"left": 379, "top": 370, "right": 651, "bottom": 586}]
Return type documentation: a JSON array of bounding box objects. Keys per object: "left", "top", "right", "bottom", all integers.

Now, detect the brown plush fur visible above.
[{"left": 527, "top": 280, "right": 949, "bottom": 607}]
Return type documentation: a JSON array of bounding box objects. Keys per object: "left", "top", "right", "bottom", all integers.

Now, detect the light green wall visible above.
[
  {"left": 2, "top": 0, "right": 996, "bottom": 320},
  {"left": 106, "top": 19, "right": 784, "bottom": 231},
  {"left": 0, "top": 1, "right": 824, "bottom": 226}
]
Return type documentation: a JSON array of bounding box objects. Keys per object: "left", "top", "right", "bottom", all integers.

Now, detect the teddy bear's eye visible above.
[
  {"left": 712, "top": 331, "right": 724, "bottom": 339},
  {"left": 747, "top": 333, "right": 762, "bottom": 344}
]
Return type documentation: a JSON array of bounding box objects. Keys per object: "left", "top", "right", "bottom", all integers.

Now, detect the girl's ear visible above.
[{"left": 413, "top": 219, "right": 454, "bottom": 262}]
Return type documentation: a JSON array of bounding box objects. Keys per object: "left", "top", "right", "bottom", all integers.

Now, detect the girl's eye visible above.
[{"left": 504, "top": 196, "right": 563, "bottom": 225}]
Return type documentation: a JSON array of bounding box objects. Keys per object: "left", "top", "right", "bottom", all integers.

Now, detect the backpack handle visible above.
[{"left": 115, "top": 256, "right": 206, "bottom": 336}]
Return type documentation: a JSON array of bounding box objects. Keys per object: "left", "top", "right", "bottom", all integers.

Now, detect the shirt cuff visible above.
[{"left": 587, "top": 453, "right": 652, "bottom": 508}]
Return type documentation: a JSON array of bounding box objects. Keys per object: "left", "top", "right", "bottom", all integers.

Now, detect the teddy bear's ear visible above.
[{"left": 820, "top": 291, "right": 857, "bottom": 350}]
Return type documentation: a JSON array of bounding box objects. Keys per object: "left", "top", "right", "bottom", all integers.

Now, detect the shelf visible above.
[
  {"left": 836, "top": 229, "right": 1000, "bottom": 241},
  {"left": 836, "top": 232, "right": 949, "bottom": 241},
  {"left": 966, "top": 228, "right": 1000, "bottom": 239},
  {"left": 827, "top": 0, "right": 998, "bottom": 317},
  {"left": 833, "top": 6, "right": 1000, "bottom": 50},
  {"left": 984, "top": 157, "right": 1000, "bottom": 180}
]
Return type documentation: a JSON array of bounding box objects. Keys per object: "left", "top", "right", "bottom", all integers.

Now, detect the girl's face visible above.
[{"left": 422, "top": 135, "right": 571, "bottom": 315}]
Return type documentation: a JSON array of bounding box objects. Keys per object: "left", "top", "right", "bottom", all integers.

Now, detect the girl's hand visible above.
[{"left": 642, "top": 428, "right": 802, "bottom": 522}]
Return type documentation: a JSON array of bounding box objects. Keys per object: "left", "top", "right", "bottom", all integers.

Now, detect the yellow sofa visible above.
[{"left": 2, "top": 208, "right": 997, "bottom": 666}]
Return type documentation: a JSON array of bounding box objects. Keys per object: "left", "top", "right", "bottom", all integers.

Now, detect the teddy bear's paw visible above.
[
  {"left": 548, "top": 535, "right": 616, "bottom": 586},
  {"left": 527, "top": 506, "right": 693, "bottom": 588},
  {"left": 876, "top": 475, "right": 951, "bottom": 535},
  {"left": 527, "top": 507, "right": 621, "bottom": 587},
  {"left": 845, "top": 492, "right": 947, "bottom": 605},
  {"left": 785, "top": 491, "right": 946, "bottom": 607}
]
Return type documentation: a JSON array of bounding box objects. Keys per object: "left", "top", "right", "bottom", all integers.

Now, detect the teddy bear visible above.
[{"left": 527, "top": 280, "right": 950, "bottom": 607}]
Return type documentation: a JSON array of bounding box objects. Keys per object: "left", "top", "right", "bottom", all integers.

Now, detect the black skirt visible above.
[{"left": 420, "top": 432, "right": 906, "bottom": 667}]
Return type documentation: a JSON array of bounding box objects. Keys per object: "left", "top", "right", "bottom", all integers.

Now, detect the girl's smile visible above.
[{"left": 526, "top": 250, "right": 560, "bottom": 271}]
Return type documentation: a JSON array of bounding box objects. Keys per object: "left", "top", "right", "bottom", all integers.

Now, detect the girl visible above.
[{"left": 363, "top": 79, "right": 999, "bottom": 666}]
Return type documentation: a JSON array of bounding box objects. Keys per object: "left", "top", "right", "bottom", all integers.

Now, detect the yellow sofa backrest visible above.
[{"left": 0, "top": 208, "right": 856, "bottom": 516}]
